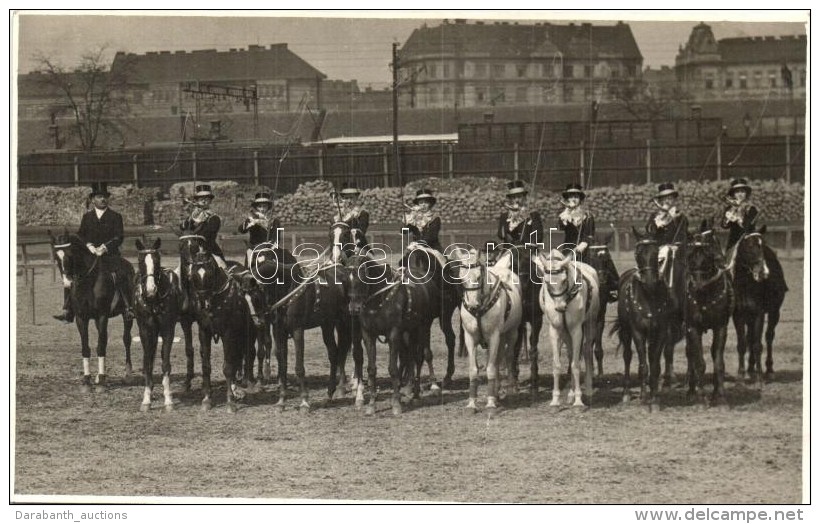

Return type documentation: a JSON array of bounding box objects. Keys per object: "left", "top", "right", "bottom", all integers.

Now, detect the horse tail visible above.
[{"left": 609, "top": 316, "right": 621, "bottom": 338}]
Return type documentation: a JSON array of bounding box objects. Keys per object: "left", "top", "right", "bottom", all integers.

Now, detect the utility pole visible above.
[{"left": 392, "top": 42, "right": 402, "bottom": 187}]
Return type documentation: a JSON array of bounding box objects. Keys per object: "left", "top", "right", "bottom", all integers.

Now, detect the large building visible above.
[
  {"left": 397, "top": 19, "right": 643, "bottom": 108},
  {"left": 674, "top": 23, "right": 807, "bottom": 101}
]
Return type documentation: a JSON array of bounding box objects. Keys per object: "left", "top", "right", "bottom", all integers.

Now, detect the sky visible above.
[{"left": 14, "top": 11, "right": 807, "bottom": 88}]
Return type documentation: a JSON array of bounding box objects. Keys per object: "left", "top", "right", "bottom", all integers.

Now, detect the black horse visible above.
[
  {"left": 49, "top": 229, "right": 134, "bottom": 392},
  {"left": 348, "top": 257, "right": 437, "bottom": 416},
  {"left": 188, "top": 251, "right": 257, "bottom": 412},
  {"left": 134, "top": 237, "right": 182, "bottom": 411},
  {"left": 585, "top": 242, "right": 620, "bottom": 377},
  {"left": 612, "top": 228, "right": 673, "bottom": 411},
  {"left": 685, "top": 228, "right": 734, "bottom": 406},
  {"left": 732, "top": 226, "right": 788, "bottom": 388}
]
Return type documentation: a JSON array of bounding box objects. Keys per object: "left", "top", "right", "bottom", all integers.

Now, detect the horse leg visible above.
[
  {"left": 293, "top": 329, "right": 309, "bottom": 411},
  {"left": 711, "top": 326, "right": 729, "bottom": 406},
  {"left": 122, "top": 315, "right": 134, "bottom": 377},
  {"left": 94, "top": 315, "right": 109, "bottom": 389},
  {"left": 548, "top": 324, "right": 562, "bottom": 407},
  {"left": 751, "top": 313, "right": 765, "bottom": 390},
  {"left": 182, "top": 318, "right": 195, "bottom": 392},
  {"left": 351, "top": 321, "right": 365, "bottom": 407},
  {"left": 662, "top": 326, "right": 675, "bottom": 392},
  {"left": 463, "top": 331, "right": 479, "bottom": 413},
  {"left": 273, "top": 328, "right": 288, "bottom": 411},
  {"left": 633, "top": 331, "right": 648, "bottom": 403},
  {"left": 594, "top": 307, "right": 606, "bottom": 378},
  {"left": 621, "top": 329, "right": 633, "bottom": 404},
  {"left": 198, "top": 327, "right": 212, "bottom": 410},
  {"left": 321, "top": 324, "right": 339, "bottom": 401},
  {"left": 362, "top": 330, "right": 378, "bottom": 415},
  {"left": 439, "top": 310, "right": 456, "bottom": 389},
  {"left": 336, "top": 322, "right": 352, "bottom": 394},
  {"left": 582, "top": 324, "right": 594, "bottom": 407},
  {"left": 646, "top": 331, "right": 663, "bottom": 412},
  {"left": 263, "top": 323, "right": 273, "bottom": 383},
  {"left": 529, "top": 314, "right": 542, "bottom": 403},
  {"left": 457, "top": 317, "right": 468, "bottom": 358},
  {"left": 223, "top": 338, "right": 238, "bottom": 414},
  {"left": 568, "top": 327, "right": 585, "bottom": 408},
  {"left": 77, "top": 316, "right": 93, "bottom": 393},
  {"left": 388, "top": 328, "right": 403, "bottom": 416},
  {"left": 417, "top": 326, "right": 432, "bottom": 399},
  {"left": 685, "top": 327, "right": 706, "bottom": 406},
  {"left": 160, "top": 320, "right": 175, "bottom": 411},
  {"left": 139, "top": 321, "right": 157, "bottom": 411},
  {"left": 764, "top": 309, "right": 780, "bottom": 379},
  {"left": 733, "top": 313, "right": 747, "bottom": 381}
]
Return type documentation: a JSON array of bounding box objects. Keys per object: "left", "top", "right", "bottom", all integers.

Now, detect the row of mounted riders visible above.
[{"left": 47, "top": 179, "right": 787, "bottom": 414}]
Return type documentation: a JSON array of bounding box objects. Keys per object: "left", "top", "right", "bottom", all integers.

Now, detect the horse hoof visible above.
[
  {"left": 498, "top": 389, "right": 507, "bottom": 401},
  {"left": 227, "top": 403, "right": 238, "bottom": 414},
  {"left": 622, "top": 394, "right": 631, "bottom": 404},
  {"left": 125, "top": 364, "right": 133, "bottom": 376},
  {"left": 273, "top": 403, "right": 284, "bottom": 414},
  {"left": 648, "top": 402, "right": 660, "bottom": 413},
  {"left": 486, "top": 407, "right": 500, "bottom": 419},
  {"left": 184, "top": 381, "right": 192, "bottom": 392},
  {"left": 429, "top": 382, "right": 441, "bottom": 393},
  {"left": 139, "top": 403, "right": 151, "bottom": 412},
  {"left": 442, "top": 377, "right": 453, "bottom": 390},
  {"left": 299, "top": 402, "right": 311, "bottom": 414},
  {"left": 355, "top": 399, "right": 365, "bottom": 410},
  {"left": 164, "top": 403, "right": 174, "bottom": 413},
  {"left": 201, "top": 400, "right": 212, "bottom": 412},
  {"left": 365, "top": 405, "right": 376, "bottom": 416},
  {"left": 391, "top": 402, "right": 403, "bottom": 416}
]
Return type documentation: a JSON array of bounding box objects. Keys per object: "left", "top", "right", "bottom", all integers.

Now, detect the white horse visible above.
[
  {"left": 457, "top": 249, "right": 523, "bottom": 412},
  {"left": 535, "top": 249, "right": 600, "bottom": 408}
]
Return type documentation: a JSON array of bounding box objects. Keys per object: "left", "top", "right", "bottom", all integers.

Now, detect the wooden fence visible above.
[{"left": 17, "top": 135, "right": 804, "bottom": 193}]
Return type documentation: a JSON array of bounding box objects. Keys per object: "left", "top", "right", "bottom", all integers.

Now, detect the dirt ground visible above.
[{"left": 13, "top": 257, "right": 805, "bottom": 503}]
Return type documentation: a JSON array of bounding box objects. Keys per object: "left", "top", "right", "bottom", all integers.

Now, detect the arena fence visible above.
[{"left": 17, "top": 135, "right": 804, "bottom": 193}]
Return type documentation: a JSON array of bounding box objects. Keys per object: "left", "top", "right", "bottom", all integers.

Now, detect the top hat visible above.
[
  {"left": 562, "top": 183, "right": 586, "bottom": 201},
  {"left": 89, "top": 182, "right": 111, "bottom": 198},
  {"left": 727, "top": 178, "right": 752, "bottom": 196},
  {"left": 655, "top": 182, "right": 679, "bottom": 200},
  {"left": 194, "top": 184, "right": 215, "bottom": 199},
  {"left": 339, "top": 182, "right": 360, "bottom": 197},
  {"left": 506, "top": 180, "right": 528, "bottom": 198},
  {"left": 252, "top": 192, "right": 273, "bottom": 206},
  {"left": 412, "top": 188, "right": 437, "bottom": 206}
]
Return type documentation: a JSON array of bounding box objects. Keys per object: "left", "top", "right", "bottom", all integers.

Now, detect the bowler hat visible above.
[
  {"left": 562, "top": 183, "right": 586, "bottom": 200},
  {"left": 655, "top": 182, "right": 679, "bottom": 199},
  {"left": 412, "top": 188, "right": 437, "bottom": 206},
  {"left": 89, "top": 182, "right": 111, "bottom": 198},
  {"left": 727, "top": 178, "right": 752, "bottom": 196},
  {"left": 506, "top": 180, "right": 528, "bottom": 198}
]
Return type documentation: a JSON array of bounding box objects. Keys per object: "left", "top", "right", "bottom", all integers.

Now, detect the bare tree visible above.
[
  {"left": 608, "top": 78, "right": 691, "bottom": 120},
  {"left": 31, "top": 46, "right": 135, "bottom": 151}
]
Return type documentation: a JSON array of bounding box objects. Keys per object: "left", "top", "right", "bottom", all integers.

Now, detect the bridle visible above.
[
  {"left": 137, "top": 248, "right": 173, "bottom": 302},
  {"left": 634, "top": 238, "right": 660, "bottom": 282},
  {"left": 53, "top": 240, "right": 99, "bottom": 280},
  {"left": 734, "top": 232, "right": 769, "bottom": 281}
]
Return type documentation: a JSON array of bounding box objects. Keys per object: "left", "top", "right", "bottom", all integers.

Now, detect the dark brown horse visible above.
[
  {"left": 612, "top": 228, "right": 673, "bottom": 411},
  {"left": 585, "top": 242, "right": 620, "bottom": 377},
  {"left": 188, "top": 251, "right": 257, "bottom": 412},
  {"left": 685, "top": 229, "right": 734, "bottom": 406},
  {"left": 134, "top": 237, "right": 181, "bottom": 411},
  {"left": 732, "top": 226, "right": 788, "bottom": 388},
  {"left": 49, "top": 229, "right": 134, "bottom": 392}
]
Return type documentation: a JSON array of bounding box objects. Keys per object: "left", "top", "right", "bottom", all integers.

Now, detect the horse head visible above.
[
  {"left": 686, "top": 236, "right": 720, "bottom": 286},
  {"left": 736, "top": 228, "right": 770, "bottom": 282},
  {"left": 344, "top": 253, "right": 386, "bottom": 315},
  {"left": 49, "top": 228, "right": 84, "bottom": 288},
  {"left": 189, "top": 251, "right": 222, "bottom": 311},
  {"left": 330, "top": 221, "right": 354, "bottom": 264},
  {"left": 633, "top": 237, "right": 660, "bottom": 286},
  {"left": 535, "top": 249, "right": 576, "bottom": 312},
  {"left": 136, "top": 237, "right": 162, "bottom": 299},
  {"left": 178, "top": 228, "right": 208, "bottom": 270}
]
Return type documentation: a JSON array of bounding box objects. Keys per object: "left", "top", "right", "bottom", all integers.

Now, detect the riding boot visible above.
[
  {"left": 53, "top": 288, "right": 74, "bottom": 323},
  {"left": 115, "top": 276, "right": 135, "bottom": 321},
  {"left": 605, "top": 258, "right": 619, "bottom": 302}
]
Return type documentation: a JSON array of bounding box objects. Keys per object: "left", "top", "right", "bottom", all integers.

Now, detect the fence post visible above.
[
  {"left": 579, "top": 140, "right": 585, "bottom": 185},
  {"left": 192, "top": 151, "right": 197, "bottom": 183},
  {"left": 513, "top": 143, "right": 519, "bottom": 180},
  {"left": 646, "top": 138, "right": 652, "bottom": 184},
  {"left": 716, "top": 134, "right": 722, "bottom": 181},
  {"left": 785, "top": 229, "right": 793, "bottom": 258},
  {"left": 21, "top": 244, "right": 29, "bottom": 285},
  {"left": 132, "top": 154, "right": 140, "bottom": 187},
  {"left": 318, "top": 148, "right": 324, "bottom": 180},
  {"left": 73, "top": 156, "right": 79, "bottom": 187},
  {"left": 785, "top": 135, "right": 791, "bottom": 183},
  {"left": 448, "top": 143, "right": 454, "bottom": 179},
  {"left": 382, "top": 145, "right": 390, "bottom": 187},
  {"left": 253, "top": 151, "right": 260, "bottom": 186},
  {"left": 612, "top": 228, "right": 621, "bottom": 254},
  {"left": 28, "top": 268, "right": 36, "bottom": 324}
]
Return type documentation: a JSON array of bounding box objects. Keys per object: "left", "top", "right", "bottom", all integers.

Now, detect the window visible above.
[
  {"left": 474, "top": 63, "right": 487, "bottom": 78},
  {"left": 739, "top": 72, "right": 747, "bottom": 89},
  {"left": 705, "top": 73, "right": 714, "bottom": 90},
  {"left": 517, "top": 64, "right": 527, "bottom": 78},
  {"left": 584, "top": 65, "right": 593, "bottom": 78},
  {"left": 442, "top": 63, "right": 450, "bottom": 78},
  {"left": 753, "top": 70, "right": 762, "bottom": 88},
  {"left": 768, "top": 70, "right": 777, "bottom": 87},
  {"left": 725, "top": 73, "right": 733, "bottom": 89},
  {"left": 491, "top": 64, "right": 506, "bottom": 78},
  {"left": 490, "top": 86, "right": 505, "bottom": 104},
  {"left": 443, "top": 86, "right": 451, "bottom": 101},
  {"left": 429, "top": 63, "right": 437, "bottom": 79},
  {"left": 516, "top": 86, "right": 528, "bottom": 103},
  {"left": 476, "top": 86, "right": 487, "bottom": 103},
  {"left": 563, "top": 64, "right": 574, "bottom": 78},
  {"left": 542, "top": 63, "right": 553, "bottom": 77},
  {"left": 611, "top": 67, "right": 620, "bottom": 79},
  {"left": 564, "top": 86, "right": 574, "bottom": 102}
]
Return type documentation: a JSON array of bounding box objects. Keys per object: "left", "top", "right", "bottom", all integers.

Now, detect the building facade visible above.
[
  {"left": 675, "top": 23, "right": 807, "bottom": 101},
  {"left": 397, "top": 19, "right": 643, "bottom": 109}
]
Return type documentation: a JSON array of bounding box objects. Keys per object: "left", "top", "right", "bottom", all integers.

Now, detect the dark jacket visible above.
[
  {"left": 721, "top": 203, "right": 759, "bottom": 249},
  {"left": 180, "top": 212, "right": 224, "bottom": 257},
  {"left": 646, "top": 211, "right": 689, "bottom": 245},
  {"left": 497, "top": 210, "right": 543, "bottom": 247},
  {"left": 336, "top": 209, "right": 370, "bottom": 248},
  {"left": 238, "top": 215, "right": 282, "bottom": 248},
  {"left": 405, "top": 215, "right": 442, "bottom": 251},
  {"left": 557, "top": 209, "right": 595, "bottom": 248},
  {"left": 78, "top": 208, "right": 124, "bottom": 256}
]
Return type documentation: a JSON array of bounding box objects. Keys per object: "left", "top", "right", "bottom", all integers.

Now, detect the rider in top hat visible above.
[
  {"left": 557, "top": 183, "right": 595, "bottom": 264},
  {"left": 721, "top": 178, "right": 759, "bottom": 250},
  {"left": 54, "top": 182, "right": 135, "bottom": 323},
  {"left": 498, "top": 180, "right": 543, "bottom": 247},
  {"left": 238, "top": 191, "right": 281, "bottom": 267},
  {"left": 179, "top": 184, "right": 227, "bottom": 268},
  {"left": 333, "top": 182, "right": 369, "bottom": 251},
  {"left": 404, "top": 188, "right": 442, "bottom": 252},
  {"left": 646, "top": 182, "right": 689, "bottom": 288}
]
